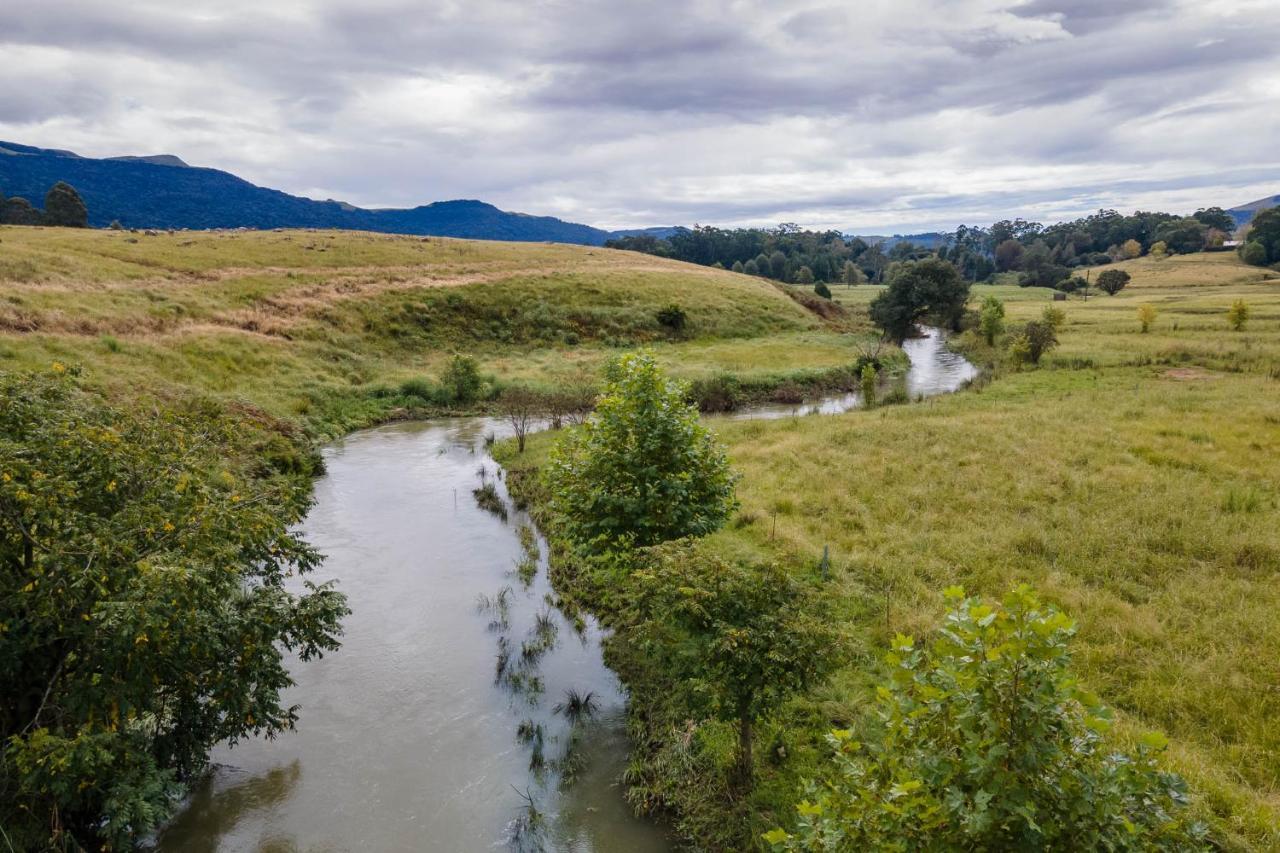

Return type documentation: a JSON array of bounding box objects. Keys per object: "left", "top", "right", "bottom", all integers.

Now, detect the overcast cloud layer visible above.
[{"left": 2, "top": 0, "right": 1278, "bottom": 232}]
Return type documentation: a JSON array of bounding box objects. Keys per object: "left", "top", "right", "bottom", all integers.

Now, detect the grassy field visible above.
[
  {"left": 505, "top": 252, "right": 1280, "bottom": 849},
  {"left": 0, "top": 227, "right": 882, "bottom": 435}
]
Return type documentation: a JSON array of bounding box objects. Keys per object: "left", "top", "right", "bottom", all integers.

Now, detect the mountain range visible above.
[
  {"left": 0, "top": 141, "right": 677, "bottom": 245},
  {"left": 0, "top": 140, "right": 1273, "bottom": 244}
]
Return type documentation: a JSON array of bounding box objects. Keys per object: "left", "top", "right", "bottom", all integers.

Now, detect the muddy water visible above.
[{"left": 157, "top": 326, "right": 974, "bottom": 852}]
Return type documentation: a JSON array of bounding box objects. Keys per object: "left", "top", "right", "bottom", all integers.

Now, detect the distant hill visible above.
[
  {"left": 0, "top": 140, "right": 661, "bottom": 245},
  {"left": 1228, "top": 194, "right": 1280, "bottom": 230}
]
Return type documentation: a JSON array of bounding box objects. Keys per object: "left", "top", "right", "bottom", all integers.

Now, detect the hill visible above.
[
  {"left": 0, "top": 226, "right": 879, "bottom": 436},
  {"left": 1228, "top": 193, "right": 1280, "bottom": 229},
  {"left": 0, "top": 141, "right": 661, "bottom": 244}
]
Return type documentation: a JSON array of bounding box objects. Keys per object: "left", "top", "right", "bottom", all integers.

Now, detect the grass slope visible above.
[
  {"left": 0, "top": 226, "right": 879, "bottom": 435},
  {"left": 506, "top": 252, "right": 1280, "bottom": 850}
]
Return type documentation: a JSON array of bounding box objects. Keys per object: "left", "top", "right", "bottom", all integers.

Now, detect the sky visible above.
[{"left": 1, "top": 0, "right": 1278, "bottom": 233}]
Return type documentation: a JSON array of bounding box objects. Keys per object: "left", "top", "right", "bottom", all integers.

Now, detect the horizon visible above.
[{"left": 2, "top": 1, "right": 1278, "bottom": 233}]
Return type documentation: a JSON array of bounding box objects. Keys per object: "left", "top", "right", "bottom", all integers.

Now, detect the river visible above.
[{"left": 155, "top": 327, "right": 975, "bottom": 852}]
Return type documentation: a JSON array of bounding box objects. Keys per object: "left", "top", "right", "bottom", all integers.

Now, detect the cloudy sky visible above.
[{"left": 2, "top": 0, "right": 1278, "bottom": 232}]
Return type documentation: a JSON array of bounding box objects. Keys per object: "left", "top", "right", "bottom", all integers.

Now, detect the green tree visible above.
[
  {"left": 743, "top": 259, "right": 760, "bottom": 276},
  {"left": 770, "top": 251, "right": 788, "bottom": 280},
  {"left": 814, "top": 281, "right": 831, "bottom": 299},
  {"left": 842, "top": 261, "right": 864, "bottom": 287},
  {"left": 1242, "top": 207, "right": 1280, "bottom": 264},
  {"left": 0, "top": 369, "right": 348, "bottom": 850},
  {"left": 1239, "top": 241, "right": 1267, "bottom": 266},
  {"left": 797, "top": 266, "right": 815, "bottom": 284},
  {"left": 440, "top": 354, "right": 483, "bottom": 404},
  {"left": 769, "top": 586, "right": 1207, "bottom": 852},
  {"left": 1153, "top": 218, "right": 1207, "bottom": 254},
  {"left": 1041, "top": 303, "right": 1066, "bottom": 330},
  {"left": 43, "top": 181, "right": 89, "bottom": 228},
  {"left": 859, "top": 363, "right": 877, "bottom": 407},
  {"left": 731, "top": 260, "right": 745, "bottom": 274},
  {"left": 978, "top": 295, "right": 1005, "bottom": 346},
  {"left": 994, "top": 238, "right": 1024, "bottom": 272},
  {"left": 868, "top": 258, "right": 970, "bottom": 342},
  {"left": 546, "top": 352, "right": 737, "bottom": 553},
  {"left": 1227, "top": 299, "right": 1250, "bottom": 331},
  {"left": 3, "top": 196, "right": 42, "bottom": 225},
  {"left": 1097, "top": 269, "right": 1131, "bottom": 295},
  {"left": 1193, "top": 206, "right": 1235, "bottom": 233},
  {"left": 617, "top": 543, "right": 838, "bottom": 786}
]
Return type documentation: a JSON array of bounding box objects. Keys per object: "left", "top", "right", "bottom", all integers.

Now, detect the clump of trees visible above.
[
  {"left": 1239, "top": 207, "right": 1279, "bottom": 266},
  {"left": 769, "top": 586, "right": 1208, "bottom": 851},
  {"left": 1, "top": 182, "right": 89, "bottom": 227},
  {"left": 0, "top": 368, "right": 348, "bottom": 850},
  {"left": 546, "top": 352, "right": 737, "bottom": 552}
]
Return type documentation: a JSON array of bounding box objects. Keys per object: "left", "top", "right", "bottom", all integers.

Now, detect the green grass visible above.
[
  {"left": 506, "top": 252, "right": 1280, "bottom": 850},
  {"left": 0, "top": 226, "right": 883, "bottom": 436}
]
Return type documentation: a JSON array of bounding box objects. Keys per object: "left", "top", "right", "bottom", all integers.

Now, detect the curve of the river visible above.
[{"left": 155, "top": 326, "right": 975, "bottom": 852}]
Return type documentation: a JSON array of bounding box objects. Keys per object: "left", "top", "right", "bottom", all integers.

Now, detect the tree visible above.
[
  {"left": 1153, "top": 218, "right": 1207, "bottom": 255},
  {"left": 546, "top": 352, "right": 737, "bottom": 553},
  {"left": 1011, "top": 320, "right": 1057, "bottom": 365},
  {"left": 617, "top": 543, "right": 838, "bottom": 786},
  {"left": 731, "top": 260, "right": 745, "bottom": 273},
  {"left": 1097, "top": 269, "right": 1131, "bottom": 296},
  {"left": 1137, "top": 304, "right": 1158, "bottom": 333},
  {"left": 814, "top": 281, "right": 831, "bottom": 299},
  {"left": 1242, "top": 207, "right": 1280, "bottom": 264},
  {"left": 498, "top": 386, "right": 544, "bottom": 452},
  {"left": 1227, "top": 299, "right": 1250, "bottom": 331},
  {"left": 769, "top": 586, "right": 1207, "bottom": 851},
  {"left": 43, "top": 182, "right": 89, "bottom": 228},
  {"left": 1239, "top": 241, "right": 1267, "bottom": 266},
  {"left": 797, "top": 265, "right": 815, "bottom": 284},
  {"left": 994, "top": 239, "right": 1024, "bottom": 272},
  {"left": 1193, "top": 206, "right": 1235, "bottom": 233},
  {"left": 842, "top": 261, "right": 864, "bottom": 287},
  {"left": 3, "top": 196, "right": 42, "bottom": 225},
  {"left": 440, "top": 354, "right": 483, "bottom": 404},
  {"left": 1019, "top": 240, "right": 1069, "bottom": 288},
  {"left": 770, "top": 251, "right": 788, "bottom": 280},
  {"left": 859, "top": 363, "right": 877, "bottom": 407},
  {"left": 1149, "top": 240, "right": 1169, "bottom": 259},
  {"left": 0, "top": 369, "right": 348, "bottom": 850},
  {"left": 743, "top": 259, "right": 760, "bottom": 276},
  {"left": 868, "top": 258, "right": 971, "bottom": 343},
  {"left": 978, "top": 295, "right": 1005, "bottom": 346},
  {"left": 1121, "top": 238, "right": 1143, "bottom": 259},
  {"left": 1041, "top": 303, "right": 1066, "bottom": 331}
]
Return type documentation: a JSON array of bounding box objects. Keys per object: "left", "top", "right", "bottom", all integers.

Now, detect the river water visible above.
[{"left": 155, "top": 327, "right": 974, "bottom": 853}]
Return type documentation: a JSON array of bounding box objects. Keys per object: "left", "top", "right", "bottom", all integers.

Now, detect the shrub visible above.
[
  {"left": 978, "top": 295, "right": 1005, "bottom": 346},
  {"left": 0, "top": 370, "right": 347, "bottom": 849},
  {"left": 1149, "top": 240, "right": 1169, "bottom": 259},
  {"left": 1097, "top": 269, "right": 1131, "bottom": 296},
  {"left": 860, "top": 363, "right": 877, "bottom": 407},
  {"left": 656, "top": 303, "right": 688, "bottom": 336},
  {"left": 440, "top": 354, "right": 483, "bottom": 404},
  {"left": 1138, "top": 304, "right": 1159, "bottom": 333},
  {"left": 546, "top": 352, "right": 737, "bottom": 552},
  {"left": 1239, "top": 241, "right": 1267, "bottom": 267},
  {"left": 814, "top": 281, "right": 832, "bottom": 299},
  {"left": 797, "top": 266, "right": 816, "bottom": 284},
  {"left": 1041, "top": 304, "right": 1066, "bottom": 330},
  {"left": 1227, "top": 299, "right": 1250, "bottom": 331},
  {"left": 1012, "top": 320, "right": 1057, "bottom": 365},
  {"left": 769, "top": 586, "right": 1207, "bottom": 851},
  {"left": 43, "top": 181, "right": 89, "bottom": 228},
  {"left": 690, "top": 374, "right": 741, "bottom": 413}
]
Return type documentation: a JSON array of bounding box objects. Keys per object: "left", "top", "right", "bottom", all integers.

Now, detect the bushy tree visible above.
[
  {"left": 860, "top": 363, "right": 877, "bottom": 407},
  {"left": 1149, "top": 240, "right": 1169, "bottom": 259},
  {"left": 1193, "top": 206, "right": 1235, "bottom": 233},
  {"left": 769, "top": 586, "right": 1207, "bottom": 852},
  {"left": 978, "top": 295, "right": 1005, "bottom": 346},
  {"left": 1242, "top": 207, "right": 1280, "bottom": 264},
  {"left": 1097, "top": 269, "right": 1131, "bottom": 295},
  {"left": 868, "top": 258, "right": 970, "bottom": 342},
  {"left": 3, "top": 196, "right": 42, "bottom": 225},
  {"left": 1239, "top": 241, "right": 1267, "bottom": 266},
  {"left": 546, "top": 352, "right": 737, "bottom": 553},
  {"left": 0, "top": 369, "right": 348, "bottom": 850},
  {"left": 1041, "top": 304, "right": 1066, "bottom": 330},
  {"left": 1227, "top": 299, "right": 1250, "bottom": 331},
  {"left": 994, "top": 239, "right": 1024, "bottom": 272},
  {"left": 1153, "top": 218, "right": 1207, "bottom": 254},
  {"left": 1018, "top": 241, "right": 1069, "bottom": 288},
  {"left": 797, "top": 266, "right": 815, "bottom": 284},
  {"left": 814, "top": 281, "right": 832, "bottom": 299},
  {"left": 1011, "top": 320, "right": 1057, "bottom": 365},
  {"left": 498, "top": 385, "right": 545, "bottom": 452},
  {"left": 615, "top": 543, "right": 838, "bottom": 786},
  {"left": 743, "top": 259, "right": 760, "bottom": 276},
  {"left": 440, "top": 354, "right": 483, "bottom": 404},
  {"left": 1121, "top": 238, "right": 1143, "bottom": 259},
  {"left": 842, "top": 261, "right": 864, "bottom": 286},
  {"left": 731, "top": 260, "right": 745, "bottom": 273},
  {"left": 43, "top": 181, "right": 89, "bottom": 228},
  {"left": 1137, "top": 304, "right": 1158, "bottom": 333},
  {"left": 656, "top": 303, "right": 688, "bottom": 336}
]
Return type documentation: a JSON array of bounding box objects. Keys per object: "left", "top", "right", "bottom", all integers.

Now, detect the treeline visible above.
[
  {"left": 0, "top": 181, "right": 89, "bottom": 227},
  {"left": 606, "top": 205, "right": 1251, "bottom": 289}
]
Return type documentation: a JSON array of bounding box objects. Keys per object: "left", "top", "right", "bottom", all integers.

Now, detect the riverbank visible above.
[{"left": 501, "top": 254, "right": 1280, "bottom": 850}]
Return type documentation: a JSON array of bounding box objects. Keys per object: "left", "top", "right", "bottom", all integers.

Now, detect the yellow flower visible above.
[
  {"left": 51, "top": 361, "right": 67, "bottom": 373},
  {"left": 106, "top": 480, "right": 117, "bottom": 493}
]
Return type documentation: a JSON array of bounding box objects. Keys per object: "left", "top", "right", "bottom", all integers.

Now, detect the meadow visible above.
[
  {"left": 504, "top": 251, "right": 1280, "bottom": 849},
  {"left": 0, "top": 227, "right": 881, "bottom": 436}
]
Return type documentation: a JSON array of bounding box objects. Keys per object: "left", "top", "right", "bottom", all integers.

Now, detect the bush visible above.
[
  {"left": 1239, "top": 241, "right": 1267, "bottom": 267},
  {"left": 1097, "top": 269, "right": 1131, "bottom": 296},
  {"left": 1012, "top": 320, "right": 1058, "bottom": 365},
  {"left": 859, "top": 363, "right": 877, "bottom": 407},
  {"left": 546, "top": 352, "right": 737, "bottom": 552},
  {"left": 0, "top": 370, "right": 347, "bottom": 849},
  {"left": 978, "top": 295, "right": 1005, "bottom": 346},
  {"left": 440, "top": 354, "right": 483, "bottom": 404},
  {"left": 814, "top": 281, "right": 832, "bottom": 299},
  {"left": 1138, "top": 304, "right": 1158, "bottom": 333},
  {"left": 1227, "top": 299, "right": 1250, "bottom": 331},
  {"left": 770, "top": 586, "right": 1208, "bottom": 851},
  {"left": 1041, "top": 304, "right": 1066, "bottom": 330},
  {"left": 690, "top": 374, "right": 741, "bottom": 413},
  {"left": 656, "top": 303, "right": 688, "bottom": 336}
]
